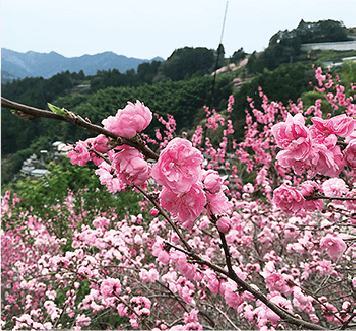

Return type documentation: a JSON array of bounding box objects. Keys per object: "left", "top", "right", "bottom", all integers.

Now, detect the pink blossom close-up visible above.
[
  {"left": 111, "top": 146, "right": 150, "bottom": 186},
  {"left": 343, "top": 138, "right": 356, "bottom": 169},
  {"left": 67, "top": 140, "right": 91, "bottom": 166},
  {"left": 202, "top": 169, "right": 223, "bottom": 194},
  {"left": 306, "top": 143, "right": 346, "bottom": 178},
  {"left": 206, "top": 190, "right": 233, "bottom": 216},
  {"left": 100, "top": 278, "right": 121, "bottom": 299},
  {"left": 160, "top": 183, "right": 206, "bottom": 229},
  {"left": 216, "top": 216, "right": 232, "bottom": 234},
  {"left": 311, "top": 114, "right": 355, "bottom": 138},
  {"left": 273, "top": 184, "right": 305, "bottom": 214},
  {"left": 102, "top": 100, "right": 152, "bottom": 138},
  {"left": 271, "top": 113, "right": 312, "bottom": 161},
  {"left": 152, "top": 137, "right": 204, "bottom": 194},
  {"left": 320, "top": 234, "right": 347, "bottom": 261},
  {"left": 300, "top": 181, "right": 323, "bottom": 212},
  {"left": 322, "top": 178, "right": 348, "bottom": 198}
]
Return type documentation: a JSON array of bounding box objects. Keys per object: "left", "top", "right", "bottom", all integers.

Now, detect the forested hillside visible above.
[{"left": 2, "top": 19, "right": 355, "bottom": 186}]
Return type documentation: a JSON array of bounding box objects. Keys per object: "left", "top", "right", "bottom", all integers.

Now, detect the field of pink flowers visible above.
[{"left": 1, "top": 67, "right": 355, "bottom": 330}]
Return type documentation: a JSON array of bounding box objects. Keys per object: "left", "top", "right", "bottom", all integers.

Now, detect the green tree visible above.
[
  {"left": 9, "top": 157, "right": 143, "bottom": 224},
  {"left": 137, "top": 60, "right": 162, "bottom": 83},
  {"left": 231, "top": 47, "right": 247, "bottom": 64},
  {"left": 158, "top": 47, "right": 215, "bottom": 81}
]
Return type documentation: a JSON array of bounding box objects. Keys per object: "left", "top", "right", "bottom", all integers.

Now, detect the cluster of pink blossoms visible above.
[
  {"left": 68, "top": 101, "right": 152, "bottom": 193},
  {"left": 271, "top": 112, "right": 355, "bottom": 214},
  {"left": 68, "top": 101, "right": 233, "bottom": 232},
  {"left": 271, "top": 113, "right": 355, "bottom": 177},
  {"left": 152, "top": 137, "right": 232, "bottom": 230},
  {"left": 273, "top": 177, "right": 355, "bottom": 215},
  {"left": 3, "top": 72, "right": 356, "bottom": 330}
]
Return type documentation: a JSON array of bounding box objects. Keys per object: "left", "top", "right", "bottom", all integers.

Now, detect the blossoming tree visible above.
[{"left": 1, "top": 67, "right": 355, "bottom": 330}]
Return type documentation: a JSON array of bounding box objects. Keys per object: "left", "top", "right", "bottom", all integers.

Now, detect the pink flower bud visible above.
[
  {"left": 216, "top": 216, "right": 232, "bottom": 234},
  {"left": 149, "top": 208, "right": 159, "bottom": 217},
  {"left": 202, "top": 170, "right": 223, "bottom": 194}
]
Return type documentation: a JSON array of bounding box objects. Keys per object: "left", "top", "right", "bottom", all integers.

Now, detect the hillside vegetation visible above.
[{"left": 2, "top": 19, "right": 355, "bottom": 186}]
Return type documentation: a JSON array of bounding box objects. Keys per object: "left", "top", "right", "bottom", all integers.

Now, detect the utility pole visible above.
[
  {"left": 202, "top": 1, "right": 229, "bottom": 149},
  {"left": 210, "top": 1, "right": 229, "bottom": 110}
]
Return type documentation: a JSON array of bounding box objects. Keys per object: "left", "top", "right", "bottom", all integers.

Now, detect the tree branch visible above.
[
  {"left": 1, "top": 97, "right": 159, "bottom": 161},
  {"left": 305, "top": 194, "right": 356, "bottom": 201}
]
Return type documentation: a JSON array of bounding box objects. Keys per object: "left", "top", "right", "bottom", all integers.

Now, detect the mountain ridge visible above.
[{"left": 1, "top": 48, "right": 164, "bottom": 81}]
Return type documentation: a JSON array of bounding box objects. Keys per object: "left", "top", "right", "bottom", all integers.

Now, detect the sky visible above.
[{"left": 1, "top": 0, "right": 356, "bottom": 60}]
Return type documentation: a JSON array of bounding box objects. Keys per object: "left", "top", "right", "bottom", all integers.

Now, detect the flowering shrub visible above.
[{"left": 1, "top": 67, "right": 355, "bottom": 330}]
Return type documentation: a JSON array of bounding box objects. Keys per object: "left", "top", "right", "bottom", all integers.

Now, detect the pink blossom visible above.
[
  {"left": 184, "top": 322, "right": 203, "bottom": 330},
  {"left": 160, "top": 183, "right": 206, "bottom": 229},
  {"left": 102, "top": 100, "right": 152, "bottom": 138},
  {"left": 293, "top": 287, "right": 315, "bottom": 314},
  {"left": 100, "top": 278, "right": 121, "bottom": 299},
  {"left": 265, "top": 272, "right": 287, "bottom": 293},
  {"left": 271, "top": 113, "right": 312, "bottom": 161},
  {"left": 129, "top": 318, "right": 139, "bottom": 329},
  {"left": 85, "top": 134, "right": 109, "bottom": 165},
  {"left": 149, "top": 208, "right": 159, "bottom": 216},
  {"left": 93, "top": 217, "right": 110, "bottom": 229},
  {"left": 343, "top": 138, "right": 356, "bottom": 169},
  {"left": 152, "top": 138, "right": 204, "bottom": 194},
  {"left": 345, "top": 190, "right": 356, "bottom": 210},
  {"left": 139, "top": 269, "right": 160, "bottom": 283},
  {"left": 203, "top": 270, "right": 219, "bottom": 295},
  {"left": 184, "top": 309, "right": 199, "bottom": 324},
  {"left": 86, "top": 134, "right": 109, "bottom": 154},
  {"left": 95, "top": 162, "right": 125, "bottom": 193},
  {"left": 311, "top": 114, "right": 355, "bottom": 138},
  {"left": 306, "top": 143, "right": 346, "bottom": 177},
  {"left": 67, "top": 141, "right": 91, "bottom": 166},
  {"left": 76, "top": 314, "right": 91, "bottom": 327},
  {"left": 112, "top": 146, "right": 150, "bottom": 186},
  {"left": 151, "top": 238, "right": 170, "bottom": 264},
  {"left": 216, "top": 216, "right": 232, "bottom": 234},
  {"left": 206, "top": 190, "right": 233, "bottom": 216},
  {"left": 315, "top": 67, "right": 326, "bottom": 86},
  {"left": 243, "top": 183, "right": 254, "bottom": 193},
  {"left": 300, "top": 181, "right": 323, "bottom": 212},
  {"left": 223, "top": 280, "right": 244, "bottom": 309},
  {"left": 202, "top": 170, "right": 223, "bottom": 194},
  {"left": 322, "top": 302, "right": 339, "bottom": 322},
  {"left": 246, "top": 263, "right": 261, "bottom": 273},
  {"left": 95, "top": 161, "right": 113, "bottom": 186},
  {"left": 265, "top": 296, "right": 293, "bottom": 325},
  {"left": 273, "top": 184, "right": 305, "bottom": 214},
  {"left": 176, "top": 256, "right": 197, "bottom": 280},
  {"left": 320, "top": 234, "right": 347, "bottom": 261},
  {"left": 300, "top": 180, "right": 320, "bottom": 196},
  {"left": 322, "top": 178, "right": 348, "bottom": 197}
]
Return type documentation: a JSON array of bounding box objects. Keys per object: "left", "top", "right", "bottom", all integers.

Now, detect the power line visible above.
[{"left": 201, "top": 1, "right": 229, "bottom": 149}]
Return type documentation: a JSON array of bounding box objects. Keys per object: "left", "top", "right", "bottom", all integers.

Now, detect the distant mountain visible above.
[
  {"left": 1, "top": 48, "right": 164, "bottom": 81},
  {"left": 1, "top": 70, "right": 17, "bottom": 83}
]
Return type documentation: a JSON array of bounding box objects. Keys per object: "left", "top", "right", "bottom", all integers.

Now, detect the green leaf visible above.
[{"left": 48, "top": 103, "right": 68, "bottom": 116}]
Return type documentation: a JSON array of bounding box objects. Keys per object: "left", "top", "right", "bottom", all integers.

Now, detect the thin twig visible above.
[
  {"left": 306, "top": 194, "right": 356, "bottom": 201},
  {"left": 134, "top": 185, "right": 192, "bottom": 252}
]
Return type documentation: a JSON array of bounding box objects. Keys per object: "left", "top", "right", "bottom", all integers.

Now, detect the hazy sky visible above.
[{"left": 2, "top": 0, "right": 356, "bottom": 60}]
